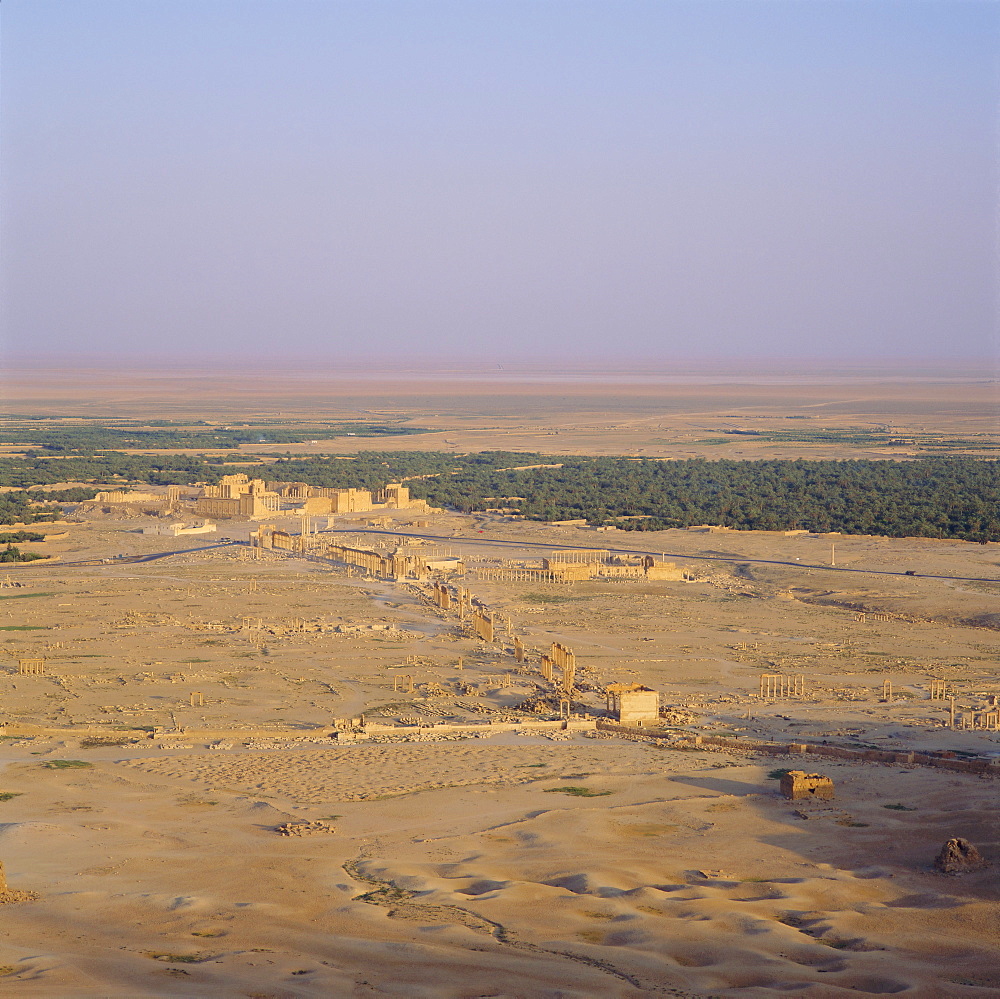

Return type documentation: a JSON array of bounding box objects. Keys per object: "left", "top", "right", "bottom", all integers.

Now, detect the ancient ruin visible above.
[
  {"left": 606, "top": 683, "right": 660, "bottom": 726},
  {"left": 276, "top": 820, "right": 337, "bottom": 837},
  {"left": 479, "top": 549, "right": 688, "bottom": 583},
  {"left": 933, "top": 837, "right": 989, "bottom": 874},
  {"left": 780, "top": 771, "right": 835, "bottom": 801},
  {"left": 194, "top": 474, "right": 281, "bottom": 519},
  {"left": 760, "top": 674, "right": 805, "bottom": 699},
  {"left": 472, "top": 608, "right": 495, "bottom": 643},
  {"left": 0, "top": 860, "right": 38, "bottom": 905}
]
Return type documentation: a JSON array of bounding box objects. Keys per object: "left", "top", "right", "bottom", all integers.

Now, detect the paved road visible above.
[
  {"left": 319, "top": 528, "right": 1000, "bottom": 584},
  {"left": 6, "top": 541, "right": 234, "bottom": 570},
  {"left": 12, "top": 531, "right": 1000, "bottom": 585}
]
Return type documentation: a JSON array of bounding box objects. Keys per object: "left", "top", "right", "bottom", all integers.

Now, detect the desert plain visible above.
[{"left": 0, "top": 369, "right": 997, "bottom": 998}]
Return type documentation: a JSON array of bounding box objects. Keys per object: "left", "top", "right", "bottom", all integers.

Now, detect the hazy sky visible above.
[{"left": 3, "top": 0, "right": 998, "bottom": 368}]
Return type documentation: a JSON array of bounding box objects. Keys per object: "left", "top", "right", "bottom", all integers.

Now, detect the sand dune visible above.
[{"left": 0, "top": 739, "right": 996, "bottom": 996}]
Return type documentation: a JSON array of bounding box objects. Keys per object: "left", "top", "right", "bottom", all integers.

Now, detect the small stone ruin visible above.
[
  {"left": 0, "top": 861, "right": 38, "bottom": 904},
  {"left": 275, "top": 820, "right": 337, "bottom": 837},
  {"left": 780, "top": 770, "right": 835, "bottom": 801},
  {"left": 933, "top": 837, "right": 989, "bottom": 874}
]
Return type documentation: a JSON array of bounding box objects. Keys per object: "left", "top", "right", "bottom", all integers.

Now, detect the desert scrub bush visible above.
[
  {"left": 146, "top": 952, "right": 210, "bottom": 964},
  {"left": 520, "top": 592, "right": 579, "bottom": 604},
  {"left": 543, "top": 786, "right": 613, "bottom": 797}
]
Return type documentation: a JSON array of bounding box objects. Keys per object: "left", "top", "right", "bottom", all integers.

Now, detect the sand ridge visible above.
[{"left": 118, "top": 741, "right": 664, "bottom": 802}]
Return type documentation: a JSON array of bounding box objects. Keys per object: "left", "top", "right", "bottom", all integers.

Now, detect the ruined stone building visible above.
[
  {"left": 322, "top": 488, "right": 375, "bottom": 513},
  {"left": 195, "top": 474, "right": 280, "bottom": 519},
  {"left": 780, "top": 771, "right": 835, "bottom": 801},
  {"left": 93, "top": 490, "right": 162, "bottom": 504},
  {"left": 606, "top": 684, "right": 660, "bottom": 727},
  {"left": 263, "top": 481, "right": 424, "bottom": 514},
  {"left": 186, "top": 475, "right": 427, "bottom": 522},
  {"left": 540, "top": 553, "right": 686, "bottom": 582}
]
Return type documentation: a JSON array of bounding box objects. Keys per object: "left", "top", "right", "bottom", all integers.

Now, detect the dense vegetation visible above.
[
  {"left": 408, "top": 456, "right": 1000, "bottom": 542},
  {"left": 0, "top": 451, "right": 536, "bottom": 489},
  {"left": 1, "top": 445, "right": 998, "bottom": 541},
  {"left": 0, "top": 454, "right": 229, "bottom": 488},
  {"left": 259, "top": 452, "right": 545, "bottom": 490},
  {"left": 0, "top": 544, "right": 44, "bottom": 562},
  {"left": 30, "top": 487, "right": 101, "bottom": 502},
  {"left": 0, "top": 492, "right": 62, "bottom": 526}
]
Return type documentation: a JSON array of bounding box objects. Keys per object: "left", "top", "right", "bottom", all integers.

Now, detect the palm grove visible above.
[{"left": 2, "top": 450, "right": 999, "bottom": 543}]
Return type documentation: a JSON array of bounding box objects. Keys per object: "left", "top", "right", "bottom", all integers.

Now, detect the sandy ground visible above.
[
  {"left": 0, "top": 506, "right": 998, "bottom": 996},
  {"left": 0, "top": 371, "right": 998, "bottom": 996},
  {"left": 0, "top": 737, "right": 997, "bottom": 998}
]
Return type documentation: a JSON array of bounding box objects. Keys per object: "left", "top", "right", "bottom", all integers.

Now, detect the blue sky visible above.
[{"left": 3, "top": 0, "right": 997, "bottom": 367}]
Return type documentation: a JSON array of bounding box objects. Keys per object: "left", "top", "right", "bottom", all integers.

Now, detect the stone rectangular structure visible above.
[
  {"left": 618, "top": 688, "right": 658, "bottom": 726},
  {"left": 780, "top": 771, "right": 835, "bottom": 801}
]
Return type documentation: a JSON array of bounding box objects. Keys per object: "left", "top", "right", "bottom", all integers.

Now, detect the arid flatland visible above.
[{"left": 0, "top": 372, "right": 997, "bottom": 997}]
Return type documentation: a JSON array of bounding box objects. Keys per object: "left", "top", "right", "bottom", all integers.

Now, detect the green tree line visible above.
[
  {"left": 2, "top": 450, "right": 999, "bottom": 541},
  {"left": 409, "top": 456, "right": 1000, "bottom": 542},
  {"left": 0, "top": 451, "right": 540, "bottom": 489}
]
